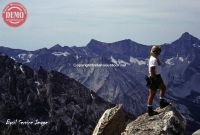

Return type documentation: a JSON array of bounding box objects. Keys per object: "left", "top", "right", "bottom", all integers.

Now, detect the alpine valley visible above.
[
  {"left": 0, "top": 54, "right": 113, "bottom": 135},
  {"left": 1, "top": 32, "right": 200, "bottom": 134}
]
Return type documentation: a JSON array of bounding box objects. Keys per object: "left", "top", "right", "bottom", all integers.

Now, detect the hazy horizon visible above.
[{"left": 0, "top": 32, "right": 199, "bottom": 51}]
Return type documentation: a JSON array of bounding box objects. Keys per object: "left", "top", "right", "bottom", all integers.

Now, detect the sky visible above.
[{"left": 0, "top": 0, "right": 200, "bottom": 50}]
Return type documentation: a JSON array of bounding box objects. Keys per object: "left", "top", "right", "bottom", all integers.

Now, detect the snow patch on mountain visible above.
[
  {"left": 179, "top": 57, "right": 184, "bottom": 62},
  {"left": 110, "top": 56, "right": 130, "bottom": 65},
  {"left": 118, "top": 59, "right": 130, "bottom": 65},
  {"left": 10, "top": 57, "right": 16, "bottom": 61},
  {"left": 18, "top": 53, "right": 33, "bottom": 63},
  {"left": 58, "top": 65, "right": 65, "bottom": 72},
  {"left": 20, "top": 65, "right": 25, "bottom": 73},
  {"left": 52, "top": 51, "right": 70, "bottom": 57},
  {"left": 165, "top": 57, "right": 186, "bottom": 65},
  {"left": 129, "top": 57, "right": 146, "bottom": 65},
  {"left": 34, "top": 81, "right": 40, "bottom": 86},
  {"left": 76, "top": 55, "right": 79, "bottom": 60},
  {"left": 165, "top": 58, "right": 175, "bottom": 65},
  {"left": 193, "top": 44, "right": 200, "bottom": 48},
  {"left": 110, "top": 56, "right": 118, "bottom": 64}
]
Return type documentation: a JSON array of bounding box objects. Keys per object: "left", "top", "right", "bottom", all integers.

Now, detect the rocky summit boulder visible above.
[
  {"left": 122, "top": 105, "right": 186, "bottom": 135},
  {"left": 92, "top": 105, "right": 127, "bottom": 135},
  {"left": 94, "top": 105, "right": 186, "bottom": 135},
  {"left": 192, "top": 129, "right": 200, "bottom": 135}
]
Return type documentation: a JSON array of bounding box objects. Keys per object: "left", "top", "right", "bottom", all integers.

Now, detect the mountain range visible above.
[
  {"left": 1, "top": 32, "right": 200, "bottom": 133},
  {"left": 0, "top": 54, "right": 112, "bottom": 135}
]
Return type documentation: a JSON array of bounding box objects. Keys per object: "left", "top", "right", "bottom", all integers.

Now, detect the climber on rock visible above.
[{"left": 145, "top": 45, "right": 170, "bottom": 116}]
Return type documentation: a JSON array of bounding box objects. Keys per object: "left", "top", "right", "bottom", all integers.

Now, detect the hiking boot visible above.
[
  {"left": 160, "top": 99, "right": 170, "bottom": 108},
  {"left": 148, "top": 106, "right": 158, "bottom": 116}
]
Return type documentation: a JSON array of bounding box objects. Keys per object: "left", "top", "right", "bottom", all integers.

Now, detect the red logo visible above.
[{"left": 2, "top": 2, "right": 28, "bottom": 27}]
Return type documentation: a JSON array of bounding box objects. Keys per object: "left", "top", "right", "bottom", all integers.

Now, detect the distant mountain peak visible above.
[
  {"left": 172, "top": 32, "right": 199, "bottom": 45},
  {"left": 179, "top": 32, "right": 198, "bottom": 41},
  {"left": 50, "top": 44, "right": 62, "bottom": 50},
  {"left": 181, "top": 32, "right": 193, "bottom": 38},
  {"left": 87, "top": 39, "right": 136, "bottom": 47},
  {"left": 120, "top": 39, "right": 133, "bottom": 42},
  {"left": 89, "top": 39, "right": 104, "bottom": 44},
  {"left": 86, "top": 39, "right": 106, "bottom": 49},
  {"left": 114, "top": 39, "right": 136, "bottom": 45}
]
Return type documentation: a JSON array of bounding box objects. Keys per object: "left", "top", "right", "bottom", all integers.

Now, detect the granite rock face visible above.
[
  {"left": 0, "top": 54, "right": 113, "bottom": 135},
  {"left": 94, "top": 105, "right": 186, "bottom": 135},
  {"left": 192, "top": 129, "right": 200, "bottom": 135},
  {"left": 93, "top": 105, "right": 127, "bottom": 135}
]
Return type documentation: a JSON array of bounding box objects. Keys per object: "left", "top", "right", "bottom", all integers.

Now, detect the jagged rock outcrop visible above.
[
  {"left": 94, "top": 105, "right": 186, "bottom": 135},
  {"left": 193, "top": 129, "right": 200, "bottom": 135},
  {"left": 122, "top": 105, "right": 186, "bottom": 135},
  {"left": 92, "top": 105, "right": 127, "bottom": 135},
  {"left": 0, "top": 54, "right": 113, "bottom": 135}
]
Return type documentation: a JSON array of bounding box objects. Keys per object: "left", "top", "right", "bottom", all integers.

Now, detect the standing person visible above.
[{"left": 146, "top": 45, "right": 170, "bottom": 116}]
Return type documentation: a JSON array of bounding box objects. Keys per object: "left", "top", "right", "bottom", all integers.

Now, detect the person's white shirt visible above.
[{"left": 148, "top": 56, "right": 161, "bottom": 76}]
